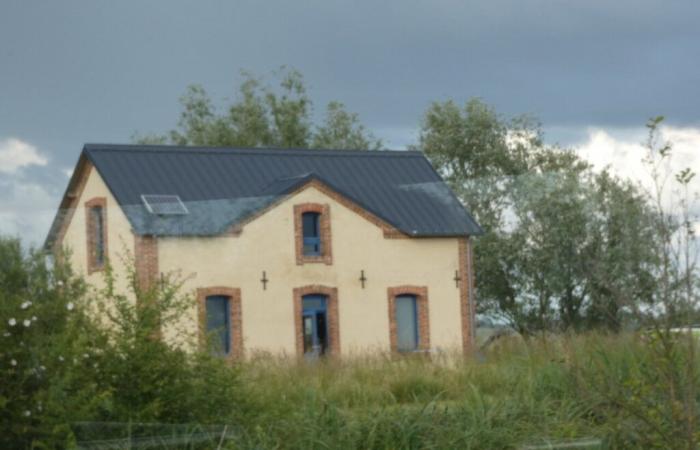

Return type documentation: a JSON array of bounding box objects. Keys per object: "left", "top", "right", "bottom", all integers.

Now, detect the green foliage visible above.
[
  {"left": 135, "top": 67, "right": 380, "bottom": 150},
  {"left": 220, "top": 334, "right": 700, "bottom": 449},
  {"left": 570, "top": 332, "right": 700, "bottom": 448},
  {"left": 417, "top": 98, "right": 660, "bottom": 334},
  {"left": 312, "top": 101, "right": 382, "bottom": 150},
  {"left": 0, "top": 238, "right": 245, "bottom": 449},
  {"left": 0, "top": 238, "right": 98, "bottom": 447},
  {"left": 228, "top": 341, "right": 600, "bottom": 449}
]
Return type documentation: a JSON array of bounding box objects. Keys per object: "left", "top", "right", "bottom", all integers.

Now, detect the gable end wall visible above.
[{"left": 58, "top": 166, "right": 136, "bottom": 298}]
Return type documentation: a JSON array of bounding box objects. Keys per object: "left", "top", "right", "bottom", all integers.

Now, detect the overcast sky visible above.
[{"left": 1, "top": 0, "right": 699, "bottom": 245}]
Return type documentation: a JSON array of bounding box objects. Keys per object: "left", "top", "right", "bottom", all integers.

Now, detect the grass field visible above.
[
  {"left": 33, "top": 330, "right": 700, "bottom": 449},
  {"left": 146, "top": 333, "right": 653, "bottom": 449}
]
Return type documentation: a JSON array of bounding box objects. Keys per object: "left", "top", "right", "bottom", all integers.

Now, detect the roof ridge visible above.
[{"left": 83, "top": 143, "right": 424, "bottom": 158}]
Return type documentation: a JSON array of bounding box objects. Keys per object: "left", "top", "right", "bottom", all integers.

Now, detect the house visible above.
[{"left": 44, "top": 144, "right": 482, "bottom": 358}]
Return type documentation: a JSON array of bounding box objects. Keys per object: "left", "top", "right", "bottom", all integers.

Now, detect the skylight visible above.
[{"left": 141, "top": 194, "right": 189, "bottom": 216}]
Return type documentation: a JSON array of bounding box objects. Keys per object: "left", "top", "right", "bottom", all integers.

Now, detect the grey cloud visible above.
[
  {"left": 1, "top": 1, "right": 698, "bottom": 162},
  {"left": 0, "top": 0, "right": 698, "bottom": 244}
]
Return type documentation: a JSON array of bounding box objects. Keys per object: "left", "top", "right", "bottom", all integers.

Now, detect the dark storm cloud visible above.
[{"left": 0, "top": 0, "right": 698, "bottom": 167}]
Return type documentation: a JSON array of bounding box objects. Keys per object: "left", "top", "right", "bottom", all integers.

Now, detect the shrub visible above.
[{"left": 0, "top": 237, "right": 246, "bottom": 449}]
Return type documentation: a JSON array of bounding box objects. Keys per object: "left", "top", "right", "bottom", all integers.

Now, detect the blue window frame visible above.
[
  {"left": 395, "top": 295, "right": 419, "bottom": 352},
  {"left": 302, "top": 295, "right": 328, "bottom": 357},
  {"left": 302, "top": 212, "right": 321, "bottom": 256},
  {"left": 90, "top": 206, "right": 105, "bottom": 266},
  {"left": 205, "top": 295, "right": 231, "bottom": 356}
]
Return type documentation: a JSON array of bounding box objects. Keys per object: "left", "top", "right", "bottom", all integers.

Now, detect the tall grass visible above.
[{"left": 226, "top": 335, "right": 648, "bottom": 449}]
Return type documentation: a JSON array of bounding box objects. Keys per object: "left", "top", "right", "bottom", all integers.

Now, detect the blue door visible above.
[{"left": 302, "top": 295, "right": 328, "bottom": 358}]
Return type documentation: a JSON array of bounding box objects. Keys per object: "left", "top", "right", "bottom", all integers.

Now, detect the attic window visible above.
[{"left": 141, "top": 194, "right": 188, "bottom": 216}]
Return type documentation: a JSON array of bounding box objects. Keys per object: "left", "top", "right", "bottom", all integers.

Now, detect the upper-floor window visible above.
[
  {"left": 85, "top": 197, "right": 107, "bottom": 273},
  {"left": 302, "top": 212, "right": 321, "bottom": 256},
  {"left": 294, "top": 203, "right": 332, "bottom": 265},
  {"left": 91, "top": 206, "right": 105, "bottom": 264}
]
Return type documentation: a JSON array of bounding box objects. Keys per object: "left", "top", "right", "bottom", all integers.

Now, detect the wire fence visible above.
[{"left": 73, "top": 422, "right": 236, "bottom": 450}]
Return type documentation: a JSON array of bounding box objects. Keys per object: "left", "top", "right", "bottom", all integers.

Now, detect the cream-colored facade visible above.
[
  {"left": 60, "top": 165, "right": 134, "bottom": 297},
  {"left": 58, "top": 164, "right": 475, "bottom": 356}
]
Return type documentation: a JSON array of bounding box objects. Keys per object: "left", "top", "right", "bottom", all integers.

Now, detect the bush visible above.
[{"left": 0, "top": 238, "right": 246, "bottom": 449}]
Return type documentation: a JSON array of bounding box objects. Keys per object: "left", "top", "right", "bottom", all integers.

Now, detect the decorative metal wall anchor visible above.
[
  {"left": 453, "top": 270, "right": 461, "bottom": 287},
  {"left": 359, "top": 270, "right": 367, "bottom": 289},
  {"left": 260, "top": 271, "right": 269, "bottom": 290}
]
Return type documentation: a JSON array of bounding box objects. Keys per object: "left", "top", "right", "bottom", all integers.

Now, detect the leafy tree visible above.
[
  {"left": 417, "top": 99, "right": 659, "bottom": 334},
  {"left": 312, "top": 101, "right": 382, "bottom": 150},
  {"left": 575, "top": 118, "right": 700, "bottom": 449},
  {"left": 135, "top": 68, "right": 380, "bottom": 150}
]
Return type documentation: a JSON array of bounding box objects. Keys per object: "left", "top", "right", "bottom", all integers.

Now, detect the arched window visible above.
[{"left": 302, "top": 211, "right": 321, "bottom": 256}]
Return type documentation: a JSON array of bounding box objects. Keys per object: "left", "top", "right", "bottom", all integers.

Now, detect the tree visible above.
[
  {"left": 312, "top": 101, "right": 382, "bottom": 150},
  {"left": 575, "top": 118, "right": 700, "bottom": 449},
  {"left": 135, "top": 68, "right": 380, "bottom": 150},
  {"left": 416, "top": 98, "right": 659, "bottom": 334}
]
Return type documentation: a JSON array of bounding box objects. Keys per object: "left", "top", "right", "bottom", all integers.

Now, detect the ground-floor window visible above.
[
  {"left": 197, "top": 287, "right": 243, "bottom": 360},
  {"left": 205, "top": 295, "right": 231, "bottom": 356},
  {"left": 395, "top": 294, "right": 419, "bottom": 352},
  {"left": 388, "top": 286, "right": 430, "bottom": 353}
]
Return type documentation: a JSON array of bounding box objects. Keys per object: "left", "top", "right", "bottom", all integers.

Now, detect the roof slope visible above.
[{"left": 48, "top": 144, "right": 482, "bottom": 245}]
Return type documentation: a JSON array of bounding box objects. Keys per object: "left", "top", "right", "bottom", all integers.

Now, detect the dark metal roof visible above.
[{"left": 50, "top": 144, "right": 482, "bottom": 244}]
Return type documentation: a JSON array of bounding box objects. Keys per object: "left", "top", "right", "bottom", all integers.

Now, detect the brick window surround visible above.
[
  {"left": 197, "top": 287, "right": 243, "bottom": 361},
  {"left": 294, "top": 203, "right": 332, "bottom": 265},
  {"left": 293, "top": 285, "right": 340, "bottom": 356},
  {"left": 84, "top": 197, "right": 108, "bottom": 274},
  {"left": 387, "top": 286, "right": 430, "bottom": 352}
]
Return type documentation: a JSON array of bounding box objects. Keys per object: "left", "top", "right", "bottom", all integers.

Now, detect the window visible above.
[
  {"left": 388, "top": 286, "right": 430, "bottom": 353},
  {"left": 91, "top": 206, "right": 105, "bottom": 265},
  {"left": 294, "top": 203, "right": 332, "bottom": 265},
  {"left": 205, "top": 295, "right": 231, "bottom": 356},
  {"left": 302, "top": 212, "right": 321, "bottom": 255},
  {"left": 85, "top": 197, "right": 107, "bottom": 273},
  {"left": 395, "top": 295, "right": 419, "bottom": 352},
  {"left": 197, "top": 287, "right": 242, "bottom": 359}
]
